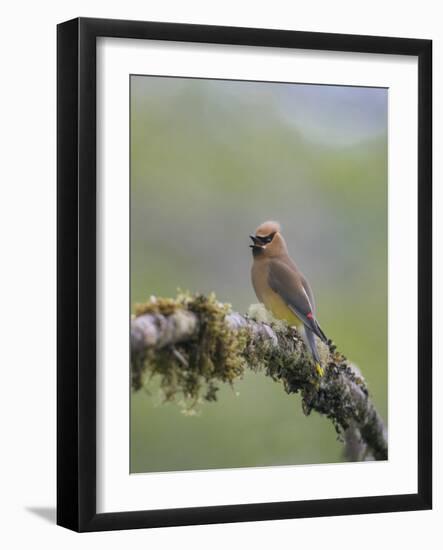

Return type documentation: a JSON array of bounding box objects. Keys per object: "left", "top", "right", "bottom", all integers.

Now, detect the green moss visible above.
[
  {"left": 132, "top": 292, "right": 370, "bottom": 433},
  {"left": 133, "top": 292, "right": 248, "bottom": 412},
  {"left": 240, "top": 315, "right": 369, "bottom": 438},
  {"left": 134, "top": 293, "right": 190, "bottom": 316}
]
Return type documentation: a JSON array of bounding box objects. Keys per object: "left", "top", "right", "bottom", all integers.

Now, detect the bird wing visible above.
[
  {"left": 268, "top": 260, "right": 327, "bottom": 343},
  {"left": 301, "top": 274, "right": 316, "bottom": 314}
]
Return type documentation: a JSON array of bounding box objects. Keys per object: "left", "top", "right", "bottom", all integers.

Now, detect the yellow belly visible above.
[{"left": 262, "top": 290, "right": 303, "bottom": 327}]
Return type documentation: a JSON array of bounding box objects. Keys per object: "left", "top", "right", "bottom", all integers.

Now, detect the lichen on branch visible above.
[
  {"left": 132, "top": 292, "right": 248, "bottom": 406},
  {"left": 131, "top": 292, "right": 387, "bottom": 461}
]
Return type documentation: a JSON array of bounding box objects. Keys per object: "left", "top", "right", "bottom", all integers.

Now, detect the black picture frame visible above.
[{"left": 57, "top": 17, "right": 432, "bottom": 532}]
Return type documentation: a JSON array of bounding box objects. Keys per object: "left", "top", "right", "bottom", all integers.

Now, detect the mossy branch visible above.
[{"left": 131, "top": 293, "right": 387, "bottom": 461}]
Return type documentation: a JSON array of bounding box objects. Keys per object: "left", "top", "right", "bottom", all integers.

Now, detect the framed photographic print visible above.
[{"left": 57, "top": 17, "right": 432, "bottom": 532}]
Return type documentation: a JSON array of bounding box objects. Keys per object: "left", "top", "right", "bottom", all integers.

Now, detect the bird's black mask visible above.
[{"left": 249, "top": 233, "right": 275, "bottom": 256}]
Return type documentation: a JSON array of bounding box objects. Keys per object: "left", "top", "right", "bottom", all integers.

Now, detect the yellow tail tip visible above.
[{"left": 315, "top": 363, "right": 324, "bottom": 377}]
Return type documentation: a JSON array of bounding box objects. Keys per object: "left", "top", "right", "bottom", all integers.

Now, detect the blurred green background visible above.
[{"left": 130, "top": 76, "right": 387, "bottom": 473}]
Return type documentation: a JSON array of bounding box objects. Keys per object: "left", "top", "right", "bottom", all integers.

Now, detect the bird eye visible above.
[
  {"left": 264, "top": 232, "right": 276, "bottom": 243},
  {"left": 254, "top": 232, "right": 276, "bottom": 245}
]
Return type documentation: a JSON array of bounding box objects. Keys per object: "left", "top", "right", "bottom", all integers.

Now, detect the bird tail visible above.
[
  {"left": 304, "top": 327, "right": 326, "bottom": 377},
  {"left": 305, "top": 327, "right": 321, "bottom": 364}
]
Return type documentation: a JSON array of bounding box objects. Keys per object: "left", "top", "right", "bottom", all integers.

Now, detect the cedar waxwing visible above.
[{"left": 250, "top": 221, "right": 328, "bottom": 375}]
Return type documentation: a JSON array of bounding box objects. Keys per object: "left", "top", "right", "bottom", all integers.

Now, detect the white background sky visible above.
[{"left": 0, "top": 1, "right": 440, "bottom": 548}]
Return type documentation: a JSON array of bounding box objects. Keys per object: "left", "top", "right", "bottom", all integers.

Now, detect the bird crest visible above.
[{"left": 255, "top": 220, "right": 281, "bottom": 237}]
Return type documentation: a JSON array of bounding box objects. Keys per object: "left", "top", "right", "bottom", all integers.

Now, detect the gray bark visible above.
[{"left": 131, "top": 308, "right": 388, "bottom": 461}]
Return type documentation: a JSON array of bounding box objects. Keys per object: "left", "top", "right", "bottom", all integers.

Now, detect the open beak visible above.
[{"left": 249, "top": 235, "right": 263, "bottom": 248}]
